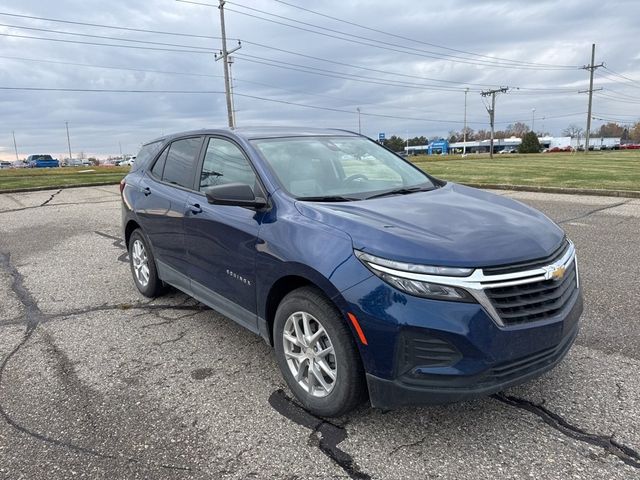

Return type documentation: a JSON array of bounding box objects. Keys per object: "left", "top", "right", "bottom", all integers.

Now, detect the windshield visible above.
[{"left": 251, "top": 136, "right": 434, "bottom": 200}]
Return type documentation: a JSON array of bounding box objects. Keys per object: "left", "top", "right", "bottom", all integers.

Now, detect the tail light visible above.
[{"left": 119, "top": 178, "right": 126, "bottom": 195}]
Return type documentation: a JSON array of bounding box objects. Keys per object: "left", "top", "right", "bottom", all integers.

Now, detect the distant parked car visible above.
[
  {"left": 0, "top": 161, "right": 13, "bottom": 169},
  {"left": 27, "top": 154, "right": 60, "bottom": 168},
  {"left": 499, "top": 148, "right": 517, "bottom": 154},
  {"left": 63, "top": 158, "right": 83, "bottom": 167},
  {"left": 120, "top": 157, "right": 136, "bottom": 166}
]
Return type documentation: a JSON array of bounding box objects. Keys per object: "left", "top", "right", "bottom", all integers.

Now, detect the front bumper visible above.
[
  {"left": 340, "top": 272, "right": 583, "bottom": 409},
  {"left": 367, "top": 318, "right": 579, "bottom": 409}
]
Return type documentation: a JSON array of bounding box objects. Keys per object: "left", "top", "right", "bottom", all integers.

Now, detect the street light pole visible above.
[
  {"left": 65, "top": 121, "right": 72, "bottom": 166},
  {"left": 463, "top": 88, "right": 469, "bottom": 156},
  {"left": 532, "top": 108, "right": 536, "bottom": 134},
  {"left": 12, "top": 131, "right": 19, "bottom": 162},
  {"left": 356, "top": 107, "right": 361, "bottom": 134}
]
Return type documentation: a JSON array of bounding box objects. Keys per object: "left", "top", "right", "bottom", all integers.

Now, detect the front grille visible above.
[{"left": 485, "top": 260, "right": 577, "bottom": 325}]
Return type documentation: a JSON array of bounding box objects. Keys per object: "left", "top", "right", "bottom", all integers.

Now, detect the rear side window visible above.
[
  {"left": 199, "top": 138, "right": 256, "bottom": 191},
  {"left": 162, "top": 137, "right": 202, "bottom": 189},
  {"left": 133, "top": 141, "right": 163, "bottom": 171},
  {"left": 150, "top": 147, "right": 169, "bottom": 179}
]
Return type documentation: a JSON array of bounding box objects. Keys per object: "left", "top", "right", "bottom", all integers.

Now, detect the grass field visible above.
[
  {"left": 1, "top": 150, "right": 639, "bottom": 193},
  {"left": 0, "top": 166, "right": 129, "bottom": 191},
  {"left": 410, "top": 150, "right": 640, "bottom": 192}
]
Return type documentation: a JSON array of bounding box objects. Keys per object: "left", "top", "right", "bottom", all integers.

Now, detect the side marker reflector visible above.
[{"left": 347, "top": 313, "right": 368, "bottom": 346}]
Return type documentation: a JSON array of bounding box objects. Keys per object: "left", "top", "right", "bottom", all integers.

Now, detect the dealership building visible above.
[{"left": 405, "top": 136, "right": 622, "bottom": 154}]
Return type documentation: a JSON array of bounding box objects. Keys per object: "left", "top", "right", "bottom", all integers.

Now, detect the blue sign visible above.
[{"left": 378, "top": 133, "right": 385, "bottom": 141}]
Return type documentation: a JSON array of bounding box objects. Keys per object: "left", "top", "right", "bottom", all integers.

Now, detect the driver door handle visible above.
[{"left": 188, "top": 202, "right": 203, "bottom": 214}]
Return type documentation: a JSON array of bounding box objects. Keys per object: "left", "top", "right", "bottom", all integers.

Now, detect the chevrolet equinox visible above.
[{"left": 121, "top": 127, "right": 582, "bottom": 416}]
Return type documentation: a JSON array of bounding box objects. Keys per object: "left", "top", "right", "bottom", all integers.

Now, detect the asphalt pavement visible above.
[{"left": 0, "top": 185, "right": 639, "bottom": 480}]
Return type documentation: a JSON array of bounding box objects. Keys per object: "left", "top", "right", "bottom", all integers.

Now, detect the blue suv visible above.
[{"left": 121, "top": 128, "right": 582, "bottom": 416}]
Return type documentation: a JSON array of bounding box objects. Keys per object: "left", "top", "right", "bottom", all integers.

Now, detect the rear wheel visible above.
[
  {"left": 128, "top": 229, "right": 163, "bottom": 298},
  {"left": 273, "top": 287, "right": 367, "bottom": 417}
]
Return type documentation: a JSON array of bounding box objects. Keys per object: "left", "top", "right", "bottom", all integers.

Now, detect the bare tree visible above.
[{"left": 562, "top": 124, "right": 584, "bottom": 138}]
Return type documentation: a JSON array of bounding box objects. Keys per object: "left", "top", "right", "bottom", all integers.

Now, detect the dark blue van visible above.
[{"left": 121, "top": 128, "right": 582, "bottom": 416}]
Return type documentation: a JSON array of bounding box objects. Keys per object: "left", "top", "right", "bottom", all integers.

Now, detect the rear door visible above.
[
  {"left": 136, "top": 136, "right": 203, "bottom": 284},
  {"left": 184, "top": 136, "right": 265, "bottom": 331}
]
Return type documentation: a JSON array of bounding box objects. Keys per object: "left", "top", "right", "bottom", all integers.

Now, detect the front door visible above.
[{"left": 184, "top": 136, "right": 265, "bottom": 331}]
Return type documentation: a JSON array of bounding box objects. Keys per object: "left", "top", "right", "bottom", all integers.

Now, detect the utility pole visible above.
[
  {"left": 480, "top": 87, "right": 509, "bottom": 158},
  {"left": 228, "top": 55, "right": 237, "bottom": 127},
  {"left": 12, "top": 131, "right": 19, "bottom": 162},
  {"left": 463, "top": 88, "right": 469, "bottom": 156},
  {"left": 531, "top": 108, "right": 536, "bottom": 133},
  {"left": 580, "top": 44, "right": 603, "bottom": 153},
  {"left": 215, "top": 0, "right": 241, "bottom": 128},
  {"left": 65, "top": 121, "right": 72, "bottom": 166},
  {"left": 356, "top": 107, "right": 361, "bottom": 134}
]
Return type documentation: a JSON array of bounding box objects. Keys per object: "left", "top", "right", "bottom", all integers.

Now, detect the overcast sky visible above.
[{"left": 1, "top": 0, "right": 639, "bottom": 160}]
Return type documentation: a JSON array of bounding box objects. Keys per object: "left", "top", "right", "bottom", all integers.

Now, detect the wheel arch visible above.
[{"left": 261, "top": 266, "right": 351, "bottom": 347}]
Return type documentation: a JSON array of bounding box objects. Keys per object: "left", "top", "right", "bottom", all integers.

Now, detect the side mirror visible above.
[{"left": 204, "top": 183, "right": 267, "bottom": 209}]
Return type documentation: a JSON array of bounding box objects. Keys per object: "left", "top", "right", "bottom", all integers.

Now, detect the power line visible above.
[
  {"left": 0, "top": 11, "right": 221, "bottom": 40},
  {"left": 224, "top": 6, "right": 576, "bottom": 71},
  {"left": 0, "top": 54, "right": 225, "bottom": 79},
  {"left": 269, "top": 0, "right": 580, "bottom": 70},
  {"left": 226, "top": 1, "right": 575, "bottom": 71},
  {"left": 236, "top": 53, "right": 480, "bottom": 92},
  {"left": 177, "top": 0, "right": 577, "bottom": 71},
  {"left": 0, "top": 22, "right": 216, "bottom": 50},
  {"left": 0, "top": 86, "right": 478, "bottom": 125},
  {"left": 0, "top": 15, "right": 578, "bottom": 92},
  {"left": 0, "top": 32, "right": 215, "bottom": 54}
]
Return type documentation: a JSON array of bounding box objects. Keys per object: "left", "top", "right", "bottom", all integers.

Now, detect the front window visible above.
[{"left": 251, "top": 136, "right": 434, "bottom": 200}]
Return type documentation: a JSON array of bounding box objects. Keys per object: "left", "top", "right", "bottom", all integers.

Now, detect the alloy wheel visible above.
[
  {"left": 282, "top": 311, "right": 337, "bottom": 398},
  {"left": 131, "top": 239, "right": 150, "bottom": 287}
]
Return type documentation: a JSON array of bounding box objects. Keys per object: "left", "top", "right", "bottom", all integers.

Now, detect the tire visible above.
[
  {"left": 273, "top": 286, "right": 367, "bottom": 417},
  {"left": 128, "top": 229, "right": 164, "bottom": 298}
]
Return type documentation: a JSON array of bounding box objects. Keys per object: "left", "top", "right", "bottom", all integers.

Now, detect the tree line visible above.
[{"left": 381, "top": 120, "right": 640, "bottom": 152}]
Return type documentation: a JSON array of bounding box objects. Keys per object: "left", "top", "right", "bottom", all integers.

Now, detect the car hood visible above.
[{"left": 294, "top": 183, "right": 565, "bottom": 267}]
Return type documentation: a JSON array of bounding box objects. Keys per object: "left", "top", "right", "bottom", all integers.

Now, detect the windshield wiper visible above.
[
  {"left": 364, "top": 185, "right": 433, "bottom": 200},
  {"left": 297, "top": 195, "right": 360, "bottom": 202}
]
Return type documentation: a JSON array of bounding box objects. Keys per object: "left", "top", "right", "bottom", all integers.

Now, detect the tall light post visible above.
[
  {"left": 463, "top": 88, "right": 469, "bottom": 156},
  {"left": 12, "top": 131, "right": 19, "bottom": 162},
  {"left": 65, "top": 121, "right": 72, "bottom": 166},
  {"left": 531, "top": 108, "right": 536, "bottom": 134},
  {"left": 356, "top": 107, "right": 361, "bottom": 134}
]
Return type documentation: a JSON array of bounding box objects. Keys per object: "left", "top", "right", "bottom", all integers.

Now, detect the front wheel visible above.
[{"left": 273, "top": 287, "right": 367, "bottom": 417}]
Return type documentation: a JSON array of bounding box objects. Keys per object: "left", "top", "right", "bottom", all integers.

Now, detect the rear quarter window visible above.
[
  {"left": 131, "top": 140, "right": 163, "bottom": 172},
  {"left": 161, "top": 137, "right": 203, "bottom": 189}
]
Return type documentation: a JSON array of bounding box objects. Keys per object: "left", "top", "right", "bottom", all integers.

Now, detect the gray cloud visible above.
[{"left": 1, "top": 0, "right": 639, "bottom": 159}]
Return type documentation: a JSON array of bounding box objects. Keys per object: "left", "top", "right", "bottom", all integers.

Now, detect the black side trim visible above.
[{"left": 156, "top": 260, "right": 259, "bottom": 334}]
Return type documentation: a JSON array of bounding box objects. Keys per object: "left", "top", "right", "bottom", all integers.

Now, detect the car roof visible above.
[{"left": 144, "top": 126, "right": 360, "bottom": 145}]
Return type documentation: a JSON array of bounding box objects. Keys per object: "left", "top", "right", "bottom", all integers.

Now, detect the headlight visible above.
[{"left": 355, "top": 250, "right": 475, "bottom": 302}]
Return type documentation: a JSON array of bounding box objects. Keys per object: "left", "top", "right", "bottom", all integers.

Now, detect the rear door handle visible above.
[
  {"left": 188, "top": 203, "right": 202, "bottom": 214},
  {"left": 141, "top": 186, "right": 151, "bottom": 196}
]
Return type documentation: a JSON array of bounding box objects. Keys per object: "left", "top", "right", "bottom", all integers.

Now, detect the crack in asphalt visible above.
[
  {"left": 0, "top": 251, "right": 198, "bottom": 473},
  {"left": 493, "top": 393, "right": 640, "bottom": 469},
  {"left": 388, "top": 436, "right": 427, "bottom": 456},
  {"left": 558, "top": 200, "right": 630, "bottom": 224},
  {"left": 269, "top": 389, "right": 370, "bottom": 480},
  {"left": 39, "top": 189, "right": 62, "bottom": 207},
  {"left": 0, "top": 199, "right": 118, "bottom": 215},
  {"left": 94, "top": 230, "right": 128, "bottom": 262}
]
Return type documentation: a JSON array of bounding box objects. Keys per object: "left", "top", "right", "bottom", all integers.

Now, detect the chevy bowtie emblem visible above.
[{"left": 545, "top": 265, "right": 566, "bottom": 281}]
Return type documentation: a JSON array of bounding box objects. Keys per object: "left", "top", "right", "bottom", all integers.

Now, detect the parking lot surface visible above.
[{"left": 1, "top": 185, "right": 639, "bottom": 479}]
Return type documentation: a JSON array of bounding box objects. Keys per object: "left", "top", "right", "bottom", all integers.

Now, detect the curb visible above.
[
  {"left": 0, "top": 181, "right": 122, "bottom": 194},
  {"left": 462, "top": 183, "right": 640, "bottom": 199}
]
